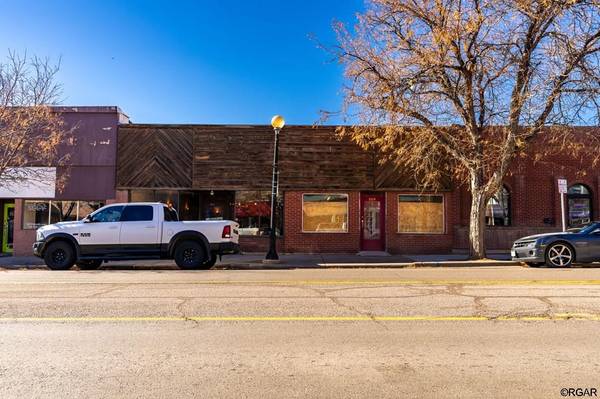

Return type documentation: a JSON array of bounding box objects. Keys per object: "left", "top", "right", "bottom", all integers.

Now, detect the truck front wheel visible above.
[
  {"left": 174, "top": 241, "right": 207, "bottom": 270},
  {"left": 44, "top": 241, "right": 76, "bottom": 270}
]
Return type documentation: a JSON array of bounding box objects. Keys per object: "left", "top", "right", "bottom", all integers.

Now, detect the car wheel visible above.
[
  {"left": 199, "top": 253, "right": 218, "bottom": 269},
  {"left": 525, "top": 262, "right": 544, "bottom": 268},
  {"left": 545, "top": 243, "right": 574, "bottom": 267},
  {"left": 174, "top": 241, "right": 207, "bottom": 270},
  {"left": 44, "top": 241, "right": 76, "bottom": 270},
  {"left": 76, "top": 260, "right": 103, "bottom": 270}
]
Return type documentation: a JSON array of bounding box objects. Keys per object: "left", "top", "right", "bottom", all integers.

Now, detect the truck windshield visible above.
[{"left": 580, "top": 222, "right": 600, "bottom": 234}]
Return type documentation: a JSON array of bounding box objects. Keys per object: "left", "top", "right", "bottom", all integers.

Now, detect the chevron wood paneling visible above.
[
  {"left": 117, "top": 126, "right": 192, "bottom": 188},
  {"left": 117, "top": 124, "right": 441, "bottom": 191}
]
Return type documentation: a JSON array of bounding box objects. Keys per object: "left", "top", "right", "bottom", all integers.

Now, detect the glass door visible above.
[{"left": 360, "top": 193, "right": 385, "bottom": 251}]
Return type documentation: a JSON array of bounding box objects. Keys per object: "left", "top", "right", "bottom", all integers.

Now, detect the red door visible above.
[{"left": 360, "top": 193, "right": 385, "bottom": 251}]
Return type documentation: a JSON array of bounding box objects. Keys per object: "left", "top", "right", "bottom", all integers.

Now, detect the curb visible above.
[
  {"left": 0, "top": 261, "right": 523, "bottom": 271},
  {"left": 218, "top": 261, "right": 523, "bottom": 269}
]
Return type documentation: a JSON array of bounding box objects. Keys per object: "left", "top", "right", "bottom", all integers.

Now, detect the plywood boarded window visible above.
[
  {"left": 302, "top": 194, "right": 348, "bottom": 233},
  {"left": 398, "top": 195, "right": 444, "bottom": 233}
]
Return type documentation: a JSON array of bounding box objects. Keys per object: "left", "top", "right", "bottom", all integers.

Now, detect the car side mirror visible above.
[{"left": 83, "top": 215, "right": 92, "bottom": 223}]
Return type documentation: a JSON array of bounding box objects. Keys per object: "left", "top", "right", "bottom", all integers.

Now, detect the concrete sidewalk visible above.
[{"left": 0, "top": 252, "right": 518, "bottom": 270}]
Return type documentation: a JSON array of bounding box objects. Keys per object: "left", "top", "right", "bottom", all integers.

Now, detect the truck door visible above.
[
  {"left": 78, "top": 205, "right": 124, "bottom": 256},
  {"left": 119, "top": 205, "right": 160, "bottom": 256}
]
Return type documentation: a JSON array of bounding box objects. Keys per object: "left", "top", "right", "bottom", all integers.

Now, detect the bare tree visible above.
[
  {"left": 0, "top": 50, "right": 68, "bottom": 191},
  {"left": 331, "top": 0, "right": 600, "bottom": 258}
]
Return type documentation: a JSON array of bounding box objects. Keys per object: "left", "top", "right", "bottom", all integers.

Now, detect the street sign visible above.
[
  {"left": 558, "top": 178, "right": 568, "bottom": 231},
  {"left": 558, "top": 178, "right": 568, "bottom": 194}
]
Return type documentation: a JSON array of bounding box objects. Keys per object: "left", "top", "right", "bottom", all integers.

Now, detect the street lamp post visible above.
[{"left": 265, "top": 115, "right": 285, "bottom": 261}]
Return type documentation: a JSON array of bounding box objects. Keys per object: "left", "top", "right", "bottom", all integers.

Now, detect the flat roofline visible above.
[
  {"left": 51, "top": 106, "right": 129, "bottom": 118},
  {"left": 119, "top": 123, "right": 344, "bottom": 128},
  {"left": 118, "top": 122, "right": 600, "bottom": 129}
]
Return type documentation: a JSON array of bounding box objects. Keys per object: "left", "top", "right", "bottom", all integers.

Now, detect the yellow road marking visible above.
[
  {"left": 4, "top": 279, "right": 600, "bottom": 286},
  {"left": 1, "top": 314, "right": 600, "bottom": 322}
]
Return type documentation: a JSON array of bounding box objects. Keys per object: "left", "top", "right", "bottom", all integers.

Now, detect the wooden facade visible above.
[
  {"left": 118, "top": 124, "right": 378, "bottom": 191},
  {"left": 117, "top": 123, "right": 453, "bottom": 192}
]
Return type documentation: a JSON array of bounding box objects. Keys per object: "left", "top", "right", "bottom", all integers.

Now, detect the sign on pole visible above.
[
  {"left": 558, "top": 179, "right": 568, "bottom": 194},
  {"left": 558, "top": 179, "right": 567, "bottom": 231}
]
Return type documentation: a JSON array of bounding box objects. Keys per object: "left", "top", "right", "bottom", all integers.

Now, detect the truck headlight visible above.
[{"left": 36, "top": 230, "right": 45, "bottom": 241}]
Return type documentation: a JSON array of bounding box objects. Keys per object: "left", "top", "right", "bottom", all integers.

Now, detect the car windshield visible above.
[{"left": 579, "top": 222, "right": 600, "bottom": 234}]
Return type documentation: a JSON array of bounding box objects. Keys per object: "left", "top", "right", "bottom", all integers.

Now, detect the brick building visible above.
[
  {"left": 115, "top": 122, "right": 597, "bottom": 255},
  {"left": 1, "top": 107, "right": 129, "bottom": 256},
  {"left": 4, "top": 108, "right": 597, "bottom": 256}
]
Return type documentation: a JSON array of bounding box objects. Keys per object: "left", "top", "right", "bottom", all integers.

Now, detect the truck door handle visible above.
[
  {"left": 109, "top": 226, "right": 119, "bottom": 230},
  {"left": 145, "top": 226, "right": 155, "bottom": 229}
]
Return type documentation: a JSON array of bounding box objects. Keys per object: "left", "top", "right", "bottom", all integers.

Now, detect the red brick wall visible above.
[
  {"left": 283, "top": 191, "right": 361, "bottom": 253},
  {"left": 239, "top": 236, "right": 282, "bottom": 253},
  {"left": 454, "top": 155, "right": 600, "bottom": 250},
  {"left": 13, "top": 199, "right": 36, "bottom": 257},
  {"left": 283, "top": 190, "right": 458, "bottom": 254}
]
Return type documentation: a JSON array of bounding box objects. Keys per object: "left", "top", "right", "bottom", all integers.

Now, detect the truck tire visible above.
[
  {"left": 76, "top": 260, "right": 103, "bottom": 270},
  {"left": 44, "top": 241, "right": 76, "bottom": 270},
  {"left": 201, "top": 253, "right": 218, "bottom": 269},
  {"left": 174, "top": 240, "right": 207, "bottom": 270}
]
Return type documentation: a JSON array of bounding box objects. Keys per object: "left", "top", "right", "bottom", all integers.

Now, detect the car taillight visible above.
[{"left": 222, "top": 225, "right": 231, "bottom": 238}]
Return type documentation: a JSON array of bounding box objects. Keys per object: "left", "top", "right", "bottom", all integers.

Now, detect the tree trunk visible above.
[{"left": 469, "top": 188, "right": 487, "bottom": 259}]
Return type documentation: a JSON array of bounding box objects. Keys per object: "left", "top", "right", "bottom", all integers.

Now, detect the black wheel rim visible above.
[
  {"left": 52, "top": 249, "right": 67, "bottom": 266},
  {"left": 183, "top": 248, "right": 199, "bottom": 265}
]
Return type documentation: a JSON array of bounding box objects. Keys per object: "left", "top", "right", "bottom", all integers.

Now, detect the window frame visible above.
[
  {"left": 567, "top": 183, "right": 593, "bottom": 227},
  {"left": 397, "top": 194, "right": 445, "bottom": 235},
  {"left": 301, "top": 193, "right": 349, "bottom": 234},
  {"left": 485, "top": 185, "right": 512, "bottom": 227},
  {"left": 120, "top": 205, "right": 155, "bottom": 222},
  {"left": 87, "top": 205, "right": 124, "bottom": 223}
]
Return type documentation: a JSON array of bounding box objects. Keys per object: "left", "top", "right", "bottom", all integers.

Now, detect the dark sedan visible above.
[{"left": 511, "top": 222, "right": 600, "bottom": 267}]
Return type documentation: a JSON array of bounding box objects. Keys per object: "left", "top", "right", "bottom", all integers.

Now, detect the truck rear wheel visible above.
[
  {"left": 76, "top": 260, "right": 103, "bottom": 270},
  {"left": 174, "top": 241, "right": 207, "bottom": 270},
  {"left": 44, "top": 241, "right": 76, "bottom": 270},
  {"left": 201, "top": 253, "right": 218, "bottom": 269}
]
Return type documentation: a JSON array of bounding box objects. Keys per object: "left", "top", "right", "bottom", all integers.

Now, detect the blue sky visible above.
[{"left": 0, "top": 1, "right": 363, "bottom": 125}]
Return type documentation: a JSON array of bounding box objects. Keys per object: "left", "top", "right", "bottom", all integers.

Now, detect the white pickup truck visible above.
[{"left": 33, "top": 202, "right": 240, "bottom": 270}]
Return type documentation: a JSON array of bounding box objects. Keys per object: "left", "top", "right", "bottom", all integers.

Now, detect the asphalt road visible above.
[{"left": 1, "top": 266, "right": 600, "bottom": 398}]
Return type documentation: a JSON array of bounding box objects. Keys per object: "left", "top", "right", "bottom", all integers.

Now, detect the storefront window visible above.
[
  {"left": 22, "top": 200, "right": 105, "bottom": 229},
  {"left": 398, "top": 194, "right": 444, "bottom": 233},
  {"left": 302, "top": 194, "right": 348, "bottom": 233},
  {"left": 567, "top": 184, "right": 592, "bottom": 227},
  {"left": 50, "top": 201, "right": 78, "bottom": 224},
  {"left": 486, "top": 186, "right": 511, "bottom": 226},
  {"left": 235, "top": 191, "right": 272, "bottom": 236},
  {"left": 23, "top": 201, "right": 50, "bottom": 230},
  {"left": 129, "top": 190, "right": 180, "bottom": 217},
  {"left": 130, "top": 190, "right": 155, "bottom": 202},
  {"left": 155, "top": 190, "right": 179, "bottom": 211},
  {"left": 78, "top": 201, "right": 104, "bottom": 220}
]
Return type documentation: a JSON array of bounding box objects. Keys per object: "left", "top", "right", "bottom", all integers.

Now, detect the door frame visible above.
[
  {"left": 2, "top": 203, "right": 15, "bottom": 253},
  {"left": 359, "top": 192, "right": 386, "bottom": 251}
]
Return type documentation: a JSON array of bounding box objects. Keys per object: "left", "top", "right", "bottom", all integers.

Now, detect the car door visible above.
[
  {"left": 78, "top": 205, "right": 124, "bottom": 256},
  {"left": 119, "top": 205, "right": 160, "bottom": 256},
  {"left": 583, "top": 228, "right": 600, "bottom": 261}
]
